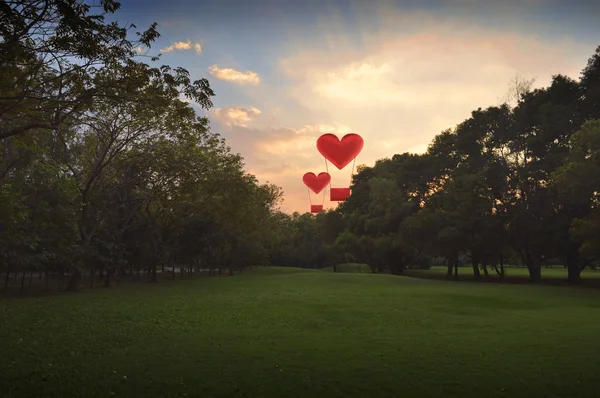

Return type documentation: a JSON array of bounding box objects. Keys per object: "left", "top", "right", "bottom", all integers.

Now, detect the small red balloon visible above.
[
  {"left": 311, "top": 205, "right": 323, "bottom": 213},
  {"left": 302, "top": 172, "right": 331, "bottom": 194},
  {"left": 316, "top": 133, "right": 364, "bottom": 170},
  {"left": 330, "top": 187, "right": 351, "bottom": 201}
]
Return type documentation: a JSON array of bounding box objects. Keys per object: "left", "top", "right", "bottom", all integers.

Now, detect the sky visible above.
[{"left": 113, "top": 0, "right": 600, "bottom": 214}]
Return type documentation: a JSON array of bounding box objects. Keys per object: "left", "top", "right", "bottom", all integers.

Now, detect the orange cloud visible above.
[
  {"left": 256, "top": 123, "right": 352, "bottom": 156},
  {"left": 209, "top": 65, "right": 261, "bottom": 85},
  {"left": 213, "top": 106, "right": 262, "bottom": 127},
  {"left": 275, "top": 26, "right": 591, "bottom": 170},
  {"left": 160, "top": 40, "right": 202, "bottom": 55}
]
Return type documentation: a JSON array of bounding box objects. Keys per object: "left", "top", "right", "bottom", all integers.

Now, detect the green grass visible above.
[
  {"left": 2, "top": 266, "right": 600, "bottom": 397},
  {"left": 405, "top": 265, "right": 600, "bottom": 279}
]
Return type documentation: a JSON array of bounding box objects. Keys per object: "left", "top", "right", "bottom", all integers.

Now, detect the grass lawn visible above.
[{"left": 1, "top": 266, "right": 600, "bottom": 398}]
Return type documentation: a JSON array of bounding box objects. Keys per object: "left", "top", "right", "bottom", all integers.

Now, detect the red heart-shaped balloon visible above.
[
  {"left": 316, "top": 133, "right": 364, "bottom": 170},
  {"left": 302, "top": 172, "right": 331, "bottom": 194}
]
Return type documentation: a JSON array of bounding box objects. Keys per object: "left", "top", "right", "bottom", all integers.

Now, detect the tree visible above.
[
  {"left": 500, "top": 73, "right": 536, "bottom": 108},
  {"left": 553, "top": 119, "right": 600, "bottom": 280}
]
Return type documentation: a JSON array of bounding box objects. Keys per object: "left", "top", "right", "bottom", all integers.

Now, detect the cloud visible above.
[
  {"left": 255, "top": 123, "right": 351, "bottom": 157},
  {"left": 282, "top": 33, "right": 586, "bottom": 111},
  {"left": 213, "top": 106, "right": 262, "bottom": 127},
  {"left": 208, "top": 65, "right": 261, "bottom": 85},
  {"left": 276, "top": 24, "right": 592, "bottom": 172},
  {"left": 160, "top": 40, "right": 202, "bottom": 55}
]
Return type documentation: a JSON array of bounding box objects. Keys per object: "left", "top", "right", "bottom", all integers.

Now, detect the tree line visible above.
[
  {"left": 271, "top": 46, "right": 600, "bottom": 284},
  {"left": 2, "top": 1, "right": 600, "bottom": 297},
  {"left": 0, "top": 0, "right": 284, "bottom": 294}
]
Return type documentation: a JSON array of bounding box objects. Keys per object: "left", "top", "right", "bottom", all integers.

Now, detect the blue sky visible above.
[{"left": 109, "top": 0, "right": 600, "bottom": 213}]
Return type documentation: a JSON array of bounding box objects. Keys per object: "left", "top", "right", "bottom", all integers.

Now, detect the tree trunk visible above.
[
  {"left": 104, "top": 267, "right": 112, "bottom": 287},
  {"left": 566, "top": 241, "right": 583, "bottom": 284},
  {"left": 529, "top": 263, "right": 541, "bottom": 282},
  {"left": 3, "top": 253, "right": 10, "bottom": 292},
  {"left": 491, "top": 263, "right": 501, "bottom": 276},
  {"left": 65, "top": 269, "right": 82, "bottom": 291},
  {"left": 151, "top": 262, "right": 157, "bottom": 282},
  {"left": 499, "top": 253, "right": 505, "bottom": 277},
  {"left": 526, "top": 252, "right": 542, "bottom": 282},
  {"left": 333, "top": 263, "right": 337, "bottom": 273},
  {"left": 57, "top": 270, "right": 63, "bottom": 290},
  {"left": 90, "top": 267, "right": 94, "bottom": 289},
  {"left": 453, "top": 256, "right": 459, "bottom": 281},
  {"left": 2, "top": 268, "right": 8, "bottom": 292},
  {"left": 481, "top": 263, "right": 489, "bottom": 277},
  {"left": 20, "top": 268, "right": 26, "bottom": 295},
  {"left": 471, "top": 253, "right": 481, "bottom": 279},
  {"left": 445, "top": 257, "right": 453, "bottom": 279},
  {"left": 29, "top": 269, "right": 33, "bottom": 287}
]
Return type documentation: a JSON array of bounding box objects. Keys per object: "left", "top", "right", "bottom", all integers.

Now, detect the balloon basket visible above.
[
  {"left": 311, "top": 205, "right": 324, "bottom": 213},
  {"left": 330, "top": 188, "right": 351, "bottom": 201}
]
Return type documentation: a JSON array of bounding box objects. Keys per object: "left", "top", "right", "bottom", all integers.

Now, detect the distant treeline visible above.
[
  {"left": 269, "top": 45, "right": 600, "bottom": 283},
  {"left": 1, "top": 1, "right": 600, "bottom": 298}
]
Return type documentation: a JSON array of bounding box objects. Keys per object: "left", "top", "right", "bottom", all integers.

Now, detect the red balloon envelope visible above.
[
  {"left": 302, "top": 172, "right": 330, "bottom": 194},
  {"left": 330, "top": 188, "right": 351, "bottom": 201},
  {"left": 317, "top": 133, "right": 364, "bottom": 170},
  {"left": 311, "top": 205, "right": 323, "bottom": 213}
]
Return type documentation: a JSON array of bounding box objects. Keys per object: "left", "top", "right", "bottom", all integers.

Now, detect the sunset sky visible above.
[{"left": 116, "top": 0, "right": 600, "bottom": 214}]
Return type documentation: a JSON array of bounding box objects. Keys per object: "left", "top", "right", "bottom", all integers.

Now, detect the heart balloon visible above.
[
  {"left": 316, "top": 133, "right": 364, "bottom": 170},
  {"left": 302, "top": 172, "right": 331, "bottom": 194}
]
